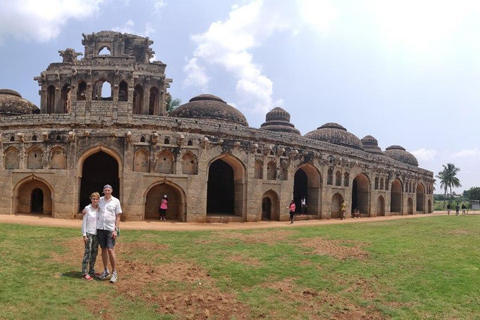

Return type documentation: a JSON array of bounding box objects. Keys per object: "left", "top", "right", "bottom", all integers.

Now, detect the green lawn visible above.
[{"left": 1, "top": 216, "right": 480, "bottom": 319}]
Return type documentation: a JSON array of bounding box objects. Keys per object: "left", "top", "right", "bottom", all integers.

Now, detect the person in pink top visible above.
[
  {"left": 159, "top": 194, "right": 168, "bottom": 221},
  {"left": 288, "top": 200, "right": 296, "bottom": 224}
]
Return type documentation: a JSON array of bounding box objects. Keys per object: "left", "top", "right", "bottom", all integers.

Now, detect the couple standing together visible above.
[{"left": 81, "top": 184, "right": 122, "bottom": 283}]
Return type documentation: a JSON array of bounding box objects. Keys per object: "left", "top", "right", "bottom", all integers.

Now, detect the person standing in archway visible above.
[
  {"left": 159, "top": 194, "right": 168, "bottom": 221},
  {"left": 96, "top": 184, "right": 122, "bottom": 283},
  {"left": 341, "top": 201, "right": 346, "bottom": 220},
  {"left": 301, "top": 196, "right": 307, "bottom": 215}
]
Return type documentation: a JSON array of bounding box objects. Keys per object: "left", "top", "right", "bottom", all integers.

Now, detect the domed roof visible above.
[
  {"left": 304, "top": 122, "right": 363, "bottom": 150},
  {"left": 260, "top": 107, "right": 300, "bottom": 135},
  {"left": 0, "top": 89, "right": 39, "bottom": 115},
  {"left": 384, "top": 145, "right": 418, "bottom": 166},
  {"left": 170, "top": 94, "right": 248, "bottom": 126},
  {"left": 361, "top": 135, "right": 383, "bottom": 154}
]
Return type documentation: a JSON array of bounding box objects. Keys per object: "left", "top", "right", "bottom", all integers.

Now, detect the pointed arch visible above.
[
  {"left": 294, "top": 164, "right": 322, "bottom": 216},
  {"left": 416, "top": 182, "right": 425, "bottom": 213},
  {"left": 254, "top": 159, "right": 263, "bottom": 179},
  {"left": 47, "top": 85, "right": 55, "bottom": 114},
  {"left": 133, "top": 149, "right": 149, "bottom": 172},
  {"left": 331, "top": 193, "right": 344, "bottom": 219},
  {"left": 27, "top": 146, "right": 43, "bottom": 169},
  {"left": 78, "top": 147, "right": 122, "bottom": 211},
  {"left": 335, "top": 170, "right": 342, "bottom": 186},
  {"left": 77, "top": 80, "right": 87, "bottom": 100},
  {"left": 181, "top": 152, "right": 197, "bottom": 175},
  {"left": 149, "top": 86, "right": 159, "bottom": 115},
  {"left": 207, "top": 154, "right": 246, "bottom": 217},
  {"left": 391, "top": 179, "right": 403, "bottom": 213},
  {"left": 14, "top": 176, "right": 53, "bottom": 216},
  {"left": 262, "top": 189, "right": 280, "bottom": 221},
  {"left": 50, "top": 146, "right": 67, "bottom": 169},
  {"left": 118, "top": 80, "right": 128, "bottom": 101},
  {"left": 156, "top": 150, "right": 174, "bottom": 174},
  {"left": 352, "top": 173, "right": 370, "bottom": 216},
  {"left": 377, "top": 196, "right": 385, "bottom": 216},
  {"left": 133, "top": 84, "right": 144, "bottom": 114},
  {"left": 5, "top": 146, "right": 20, "bottom": 169},
  {"left": 267, "top": 160, "right": 276, "bottom": 180},
  {"left": 144, "top": 180, "right": 186, "bottom": 221}
]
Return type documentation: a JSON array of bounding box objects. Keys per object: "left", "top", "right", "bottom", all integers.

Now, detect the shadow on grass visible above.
[{"left": 62, "top": 271, "right": 84, "bottom": 279}]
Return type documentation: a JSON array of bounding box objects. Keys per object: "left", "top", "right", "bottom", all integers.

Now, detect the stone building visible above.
[{"left": 0, "top": 31, "right": 434, "bottom": 221}]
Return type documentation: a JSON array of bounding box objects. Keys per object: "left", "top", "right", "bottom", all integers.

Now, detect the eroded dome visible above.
[
  {"left": 384, "top": 145, "right": 418, "bottom": 166},
  {"left": 170, "top": 94, "right": 248, "bottom": 126},
  {"left": 0, "top": 89, "right": 39, "bottom": 115},
  {"left": 260, "top": 107, "right": 300, "bottom": 135},
  {"left": 304, "top": 122, "right": 363, "bottom": 150},
  {"left": 361, "top": 135, "right": 383, "bottom": 154}
]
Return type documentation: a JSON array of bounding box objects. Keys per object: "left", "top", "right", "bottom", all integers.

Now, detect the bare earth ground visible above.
[
  {"left": 2, "top": 211, "right": 470, "bottom": 319},
  {"left": 0, "top": 211, "right": 459, "bottom": 231}
]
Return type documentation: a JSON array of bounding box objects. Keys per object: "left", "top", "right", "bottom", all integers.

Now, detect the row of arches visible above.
[
  {"left": 14, "top": 149, "right": 431, "bottom": 220},
  {"left": 44, "top": 80, "right": 162, "bottom": 115},
  {"left": 133, "top": 149, "right": 198, "bottom": 174},
  {"left": 5, "top": 146, "right": 66, "bottom": 170}
]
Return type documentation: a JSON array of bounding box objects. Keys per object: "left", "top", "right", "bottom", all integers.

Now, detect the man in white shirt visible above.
[{"left": 96, "top": 184, "right": 122, "bottom": 283}]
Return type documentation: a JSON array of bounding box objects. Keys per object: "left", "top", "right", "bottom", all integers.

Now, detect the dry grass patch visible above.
[{"left": 299, "top": 238, "right": 369, "bottom": 260}]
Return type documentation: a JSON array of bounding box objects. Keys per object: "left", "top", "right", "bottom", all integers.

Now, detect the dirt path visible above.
[{"left": 0, "top": 211, "right": 456, "bottom": 231}]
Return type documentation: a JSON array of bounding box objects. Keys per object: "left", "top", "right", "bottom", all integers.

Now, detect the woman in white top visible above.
[{"left": 81, "top": 192, "right": 100, "bottom": 281}]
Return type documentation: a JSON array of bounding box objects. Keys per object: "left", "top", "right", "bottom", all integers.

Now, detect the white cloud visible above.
[
  {"left": 154, "top": 0, "right": 167, "bottom": 13},
  {"left": 183, "top": 0, "right": 337, "bottom": 115},
  {"left": 453, "top": 148, "right": 480, "bottom": 159},
  {"left": 112, "top": 20, "right": 135, "bottom": 34},
  {"left": 411, "top": 148, "right": 438, "bottom": 161},
  {"left": 113, "top": 21, "right": 155, "bottom": 38},
  {"left": 183, "top": 57, "right": 209, "bottom": 92},
  {"left": 0, "top": 0, "right": 104, "bottom": 44}
]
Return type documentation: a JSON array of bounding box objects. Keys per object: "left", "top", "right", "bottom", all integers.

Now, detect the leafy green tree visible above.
[
  {"left": 436, "top": 163, "right": 462, "bottom": 208},
  {"left": 166, "top": 97, "right": 181, "bottom": 113},
  {"left": 465, "top": 187, "right": 480, "bottom": 201}
]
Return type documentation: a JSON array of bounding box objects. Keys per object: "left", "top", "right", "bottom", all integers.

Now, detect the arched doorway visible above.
[
  {"left": 330, "top": 193, "right": 343, "bottom": 219},
  {"left": 16, "top": 179, "right": 52, "bottom": 215},
  {"left": 262, "top": 190, "right": 280, "bottom": 221},
  {"left": 377, "top": 196, "right": 385, "bottom": 216},
  {"left": 145, "top": 182, "right": 185, "bottom": 221},
  {"left": 408, "top": 198, "right": 413, "bottom": 214},
  {"left": 262, "top": 197, "right": 272, "bottom": 220},
  {"left": 31, "top": 188, "right": 44, "bottom": 213},
  {"left": 79, "top": 151, "right": 119, "bottom": 212},
  {"left": 416, "top": 183, "right": 425, "bottom": 213},
  {"left": 391, "top": 179, "right": 402, "bottom": 214},
  {"left": 207, "top": 156, "right": 245, "bottom": 217},
  {"left": 352, "top": 174, "right": 370, "bottom": 216},
  {"left": 428, "top": 199, "right": 432, "bottom": 213},
  {"left": 293, "top": 165, "right": 321, "bottom": 216}
]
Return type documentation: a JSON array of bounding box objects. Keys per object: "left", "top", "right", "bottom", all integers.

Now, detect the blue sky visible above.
[{"left": 1, "top": 0, "right": 479, "bottom": 194}]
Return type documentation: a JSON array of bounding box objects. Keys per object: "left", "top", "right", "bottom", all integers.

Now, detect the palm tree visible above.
[{"left": 436, "top": 163, "right": 462, "bottom": 208}]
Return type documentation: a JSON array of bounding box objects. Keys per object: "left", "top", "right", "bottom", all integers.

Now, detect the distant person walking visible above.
[
  {"left": 462, "top": 204, "right": 467, "bottom": 215},
  {"left": 447, "top": 203, "right": 451, "bottom": 215},
  {"left": 455, "top": 203, "right": 460, "bottom": 216},
  {"left": 288, "top": 200, "right": 296, "bottom": 224},
  {"left": 341, "top": 202, "right": 346, "bottom": 220},
  {"left": 301, "top": 196, "right": 307, "bottom": 215},
  {"left": 159, "top": 194, "right": 168, "bottom": 221}
]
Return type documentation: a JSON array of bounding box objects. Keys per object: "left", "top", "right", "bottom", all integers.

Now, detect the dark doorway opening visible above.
[
  {"left": 294, "top": 169, "right": 307, "bottom": 213},
  {"left": 262, "top": 197, "right": 272, "bottom": 220},
  {"left": 207, "top": 159, "right": 234, "bottom": 214},
  {"left": 31, "top": 188, "right": 44, "bottom": 213},
  {"left": 80, "top": 151, "right": 119, "bottom": 211}
]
